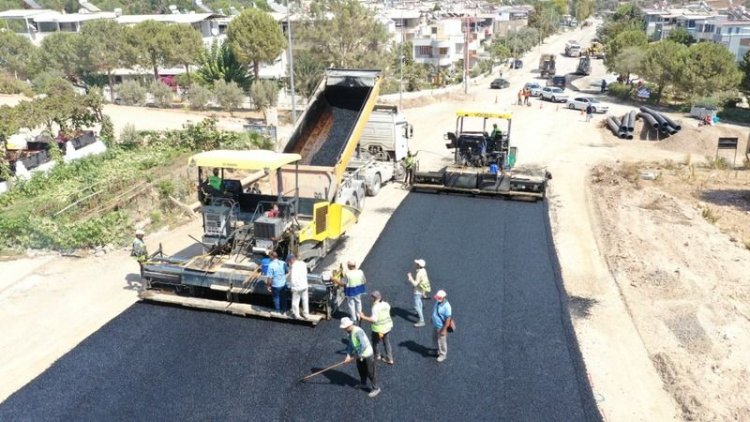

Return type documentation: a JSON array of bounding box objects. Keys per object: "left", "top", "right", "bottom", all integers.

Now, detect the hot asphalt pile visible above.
[
  {"left": 0, "top": 194, "right": 600, "bottom": 421},
  {"left": 307, "top": 106, "right": 359, "bottom": 167}
]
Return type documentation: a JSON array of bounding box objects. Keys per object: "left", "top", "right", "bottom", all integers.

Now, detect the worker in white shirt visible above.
[{"left": 288, "top": 254, "right": 310, "bottom": 320}]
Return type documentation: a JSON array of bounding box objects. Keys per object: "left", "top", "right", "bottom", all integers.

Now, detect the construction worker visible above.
[
  {"left": 432, "top": 290, "right": 453, "bottom": 363},
  {"left": 517, "top": 89, "right": 523, "bottom": 105},
  {"left": 288, "top": 254, "right": 310, "bottom": 320},
  {"left": 131, "top": 229, "right": 148, "bottom": 278},
  {"left": 406, "top": 259, "right": 431, "bottom": 327},
  {"left": 340, "top": 317, "right": 381, "bottom": 398},
  {"left": 333, "top": 260, "right": 367, "bottom": 323},
  {"left": 207, "top": 168, "right": 223, "bottom": 192},
  {"left": 403, "top": 151, "right": 415, "bottom": 187},
  {"left": 586, "top": 103, "right": 594, "bottom": 123},
  {"left": 265, "top": 251, "right": 289, "bottom": 315},
  {"left": 358, "top": 291, "right": 394, "bottom": 365},
  {"left": 600, "top": 79, "right": 607, "bottom": 94},
  {"left": 490, "top": 123, "right": 502, "bottom": 140}
]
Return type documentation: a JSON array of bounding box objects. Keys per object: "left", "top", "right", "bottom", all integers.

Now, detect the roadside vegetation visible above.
[{"left": 598, "top": 3, "right": 749, "bottom": 118}]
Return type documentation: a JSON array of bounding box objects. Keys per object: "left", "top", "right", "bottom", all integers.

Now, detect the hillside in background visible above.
[{"left": 0, "top": 0, "right": 269, "bottom": 14}]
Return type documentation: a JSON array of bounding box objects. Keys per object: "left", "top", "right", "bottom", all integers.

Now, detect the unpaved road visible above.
[{"left": 5, "top": 22, "right": 743, "bottom": 420}]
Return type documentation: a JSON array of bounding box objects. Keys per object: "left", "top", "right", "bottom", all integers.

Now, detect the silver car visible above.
[
  {"left": 524, "top": 82, "right": 543, "bottom": 96},
  {"left": 567, "top": 96, "right": 609, "bottom": 113},
  {"left": 540, "top": 87, "right": 568, "bottom": 102}
]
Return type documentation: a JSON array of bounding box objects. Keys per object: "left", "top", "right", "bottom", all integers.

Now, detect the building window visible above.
[
  {"left": 687, "top": 20, "right": 695, "bottom": 28},
  {"left": 431, "top": 27, "right": 437, "bottom": 35},
  {"left": 417, "top": 46, "right": 432, "bottom": 57},
  {"left": 438, "top": 47, "right": 448, "bottom": 56}
]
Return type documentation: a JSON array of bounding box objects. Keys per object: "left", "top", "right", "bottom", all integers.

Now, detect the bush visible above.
[
  {"left": 607, "top": 82, "right": 632, "bottom": 100},
  {"left": 187, "top": 83, "right": 212, "bottom": 110},
  {"left": 119, "top": 123, "right": 141, "bottom": 147},
  {"left": 213, "top": 80, "right": 245, "bottom": 112},
  {"left": 250, "top": 80, "right": 279, "bottom": 110},
  {"left": 149, "top": 80, "right": 173, "bottom": 108},
  {"left": 31, "top": 71, "right": 69, "bottom": 95},
  {"left": 717, "top": 107, "right": 750, "bottom": 123},
  {"left": 117, "top": 80, "right": 146, "bottom": 106},
  {"left": 100, "top": 115, "right": 115, "bottom": 147},
  {"left": 0, "top": 73, "right": 33, "bottom": 96}
]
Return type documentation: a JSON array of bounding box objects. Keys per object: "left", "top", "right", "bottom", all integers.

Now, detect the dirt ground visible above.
[{"left": 3, "top": 22, "right": 750, "bottom": 421}]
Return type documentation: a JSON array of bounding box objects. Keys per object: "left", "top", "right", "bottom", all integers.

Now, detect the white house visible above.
[
  {"left": 693, "top": 18, "right": 750, "bottom": 61},
  {"left": 412, "top": 18, "right": 482, "bottom": 72}
]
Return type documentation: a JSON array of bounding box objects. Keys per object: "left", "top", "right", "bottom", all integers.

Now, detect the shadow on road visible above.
[
  {"left": 124, "top": 273, "right": 142, "bottom": 290},
  {"left": 398, "top": 340, "right": 434, "bottom": 358},
  {"left": 391, "top": 306, "right": 417, "bottom": 323},
  {"left": 303, "top": 368, "right": 359, "bottom": 387}
]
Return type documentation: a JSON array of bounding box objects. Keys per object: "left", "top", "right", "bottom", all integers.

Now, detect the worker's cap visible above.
[
  {"left": 347, "top": 259, "right": 356, "bottom": 267},
  {"left": 370, "top": 290, "right": 381, "bottom": 300},
  {"left": 287, "top": 253, "right": 296, "bottom": 261},
  {"left": 339, "top": 317, "right": 354, "bottom": 329},
  {"left": 135, "top": 229, "right": 145, "bottom": 236},
  {"left": 414, "top": 259, "right": 426, "bottom": 267},
  {"left": 433, "top": 290, "right": 447, "bottom": 300}
]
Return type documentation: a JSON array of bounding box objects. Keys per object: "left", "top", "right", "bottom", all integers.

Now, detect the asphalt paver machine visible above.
[
  {"left": 139, "top": 149, "right": 358, "bottom": 323},
  {"left": 413, "top": 110, "right": 550, "bottom": 200}
]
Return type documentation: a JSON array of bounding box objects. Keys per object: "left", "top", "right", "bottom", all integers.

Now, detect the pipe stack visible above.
[
  {"left": 606, "top": 112, "right": 634, "bottom": 139},
  {"left": 639, "top": 106, "right": 681, "bottom": 137}
]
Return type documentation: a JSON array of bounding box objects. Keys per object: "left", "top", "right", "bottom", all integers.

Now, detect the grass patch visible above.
[{"left": 700, "top": 207, "right": 719, "bottom": 224}]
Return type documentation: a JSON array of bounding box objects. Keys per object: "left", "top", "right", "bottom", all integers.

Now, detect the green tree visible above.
[
  {"left": 250, "top": 80, "right": 278, "bottom": 110},
  {"left": 571, "top": 0, "right": 594, "bottom": 23},
  {"left": 298, "top": 0, "right": 390, "bottom": 68},
  {"left": 680, "top": 42, "right": 742, "bottom": 98},
  {"left": 187, "top": 83, "right": 212, "bottom": 110},
  {"left": 127, "top": 20, "right": 174, "bottom": 80},
  {"left": 740, "top": 51, "right": 750, "bottom": 93},
  {"left": 79, "top": 19, "right": 130, "bottom": 102},
  {"left": 167, "top": 24, "right": 204, "bottom": 84},
  {"left": 666, "top": 27, "right": 695, "bottom": 46},
  {"left": 597, "top": 3, "right": 643, "bottom": 43},
  {"left": 226, "top": 9, "right": 286, "bottom": 80},
  {"left": 489, "top": 41, "right": 512, "bottom": 63},
  {"left": 639, "top": 40, "right": 687, "bottom": 104},
  {"left": 195, "top": 40, "right": 251, "bottom": 88},
  {"left": 0, "top": 31, "right": 36, "bottom": 79},
  {"left": 293, "top": 50, "right": 324, "bottom": 101},
  {"left": 149, "top": 79, "right": 173, "bottom": 107},
  {"left": 528, "top": 2, "right": 561, "bottom": 41},
  {"left": 605, "top": 30, "right": 647, "bottom": 70},
  {"left": 213, "top": 80, "right": 244, "bottom": 112},
  {"left": 611, "top": 46, "right": 645, "bottom": 82},
  {"left": 118, "top": 80, "right": 147, "bottom": 105},
  {"left": 37, "top": 32, "right": 84, "bottom": 82}
]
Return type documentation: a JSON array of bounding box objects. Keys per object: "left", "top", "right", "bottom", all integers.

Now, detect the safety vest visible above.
[
  {"left": 208, "top": 175, "right": 222, "bottom": 191},
  {"left": 371, "top": 301, "right": 393, "bottom": 334},
  {"left": 416, "top": 268, "right": 431, "bottom": 293},
  {"left": 344, "top": 270, "right": 366, "bottom": 297},
  {"left": 131, "top": 238, "right": 147, "bottom": 261},
  {"left": 404, "top": 155, "right": 415, "bottom": 169},
  {"left": 351, "top": 326, "right": 373, "bottom": 358}
]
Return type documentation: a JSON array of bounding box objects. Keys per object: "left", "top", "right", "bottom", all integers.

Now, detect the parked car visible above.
[
  {"left": 524, "top": 82, "right": 543, "bottom": 96},
  {"left": 567, "top": 96, "right": 609, "bottom": 113},
  {"left": 490, "top": 78, "right": 510, "bottom": 89},
  {"left": 540, "top": 87, "right": 569, "bottom": 102},
  {"left": 509, "top": 59, "right": 523, "bottom": 69},
  {"left": 548, "top": 75, "right": 567, "bottom": 88}
]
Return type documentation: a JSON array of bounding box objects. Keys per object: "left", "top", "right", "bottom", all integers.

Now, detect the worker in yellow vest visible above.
[
  {"left": 208, "top": 168, "right": 223, "bottom": 192},
  {"left": 341, "top": 317, "right": 381, "bottom": 398},
  {"left": 359, "top": 290, "right": 394, "bottom": 365},
  {"left": 131, "top": 229, "right": 148, "bottom": 278},
  {"left": 333, "top": 260, "right": 367, "bottom": 323}
]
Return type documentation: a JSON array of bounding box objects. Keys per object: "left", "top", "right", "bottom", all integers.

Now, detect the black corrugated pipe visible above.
[
  {"left": 637, "top": 112, "right": 659, "bottom": 128},
  {"left": 661, "top": 113, "right": 681, "bottom": 131},
  {"left": 619, "top": 114, "right": 629, "bottom": 133},
  {"left": 627, "top": 110, "right": 638, "bottom": 131},
  {"left": 607, "top": 116, "right": 622, "bottom": 137},
  {"left": 640, "top": 106, "right": 670, "bottom": 131}
]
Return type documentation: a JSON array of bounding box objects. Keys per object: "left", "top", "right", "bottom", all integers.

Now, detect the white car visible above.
[
  {"left": 567, "top": 96, "right": 609, "bottom": 113},
  {"left": 524, "top": 82, "right": 543, "bottom": 96},
  {"left": 540, "top": 87, "right": 569, "bottom": 102}
]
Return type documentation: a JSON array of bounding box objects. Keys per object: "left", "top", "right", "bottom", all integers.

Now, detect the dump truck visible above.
[
  {"left": 539, "top": 54, "right": 556, "bottom": 78},
  {"left": 355, "top": 104, "right": 413, "bottom": 195},
  {"left": 413, "top": 110, "right": 550, "bottom": 200},
  {"left": 281, "top": 69, "right": 384, "bottom": 209},
  {"left": 564, "top": 40, "right": 581, "bottom": 57},
  {"left": 140, "top": 150, "right": 358, "bottom": 324}
]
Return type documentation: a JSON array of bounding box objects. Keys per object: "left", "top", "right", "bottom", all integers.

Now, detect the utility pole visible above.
[
  {"left": 399, "top": 11, "right": 404, "bottom": 109},
  {"left": 286, "top": 0, "right": 297, "bottom": 124},
  {"left": 463, "top": 15, "right": 469, "bottom": 94}
]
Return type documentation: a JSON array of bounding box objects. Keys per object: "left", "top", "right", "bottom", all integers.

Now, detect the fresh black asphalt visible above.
[{"left": 0, "top": 193, "right": 601, "bottom": 421}]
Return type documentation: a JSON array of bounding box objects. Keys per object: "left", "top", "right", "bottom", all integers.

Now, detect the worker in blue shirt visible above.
[
  {"left": 432, "top": 290, "right": 453, "bottom": 363},
  {"left": 265, "top": 251, "right": 289, "bottom": 314}
]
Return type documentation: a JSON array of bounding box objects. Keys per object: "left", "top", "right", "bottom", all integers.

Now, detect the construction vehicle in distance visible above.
[
  {"left": 412, "top": 110, "right": 550, "bottom": 200},
  {"left": 576, "top": 56, "right": 591, "bottom": 75},
  {"left": 564, "top": 40, "right": 582, "bottom": 57},
  {"left": 140, "top": 150, "right": 354, "bottom": 324},
  {"left": 585, "top": 41, "right": 605, "bottom": 59},
  {"left": 539, "top": 54, "right": 556, "bottom": 78}
]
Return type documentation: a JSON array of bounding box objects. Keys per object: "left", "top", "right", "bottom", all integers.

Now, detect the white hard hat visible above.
[
  {"left": 414, "top": 259, "right": 426, "bottom": 267},
  {"left": 339, "top": 317, "right": 354, "bottom": 329},
  {"left": 135, "top": 229, "right": 145, "bottom": 236}
]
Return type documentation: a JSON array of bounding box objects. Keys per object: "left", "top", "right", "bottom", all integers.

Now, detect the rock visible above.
[{"left": 640, "top": 171, "right": 657, "bottom": 180}]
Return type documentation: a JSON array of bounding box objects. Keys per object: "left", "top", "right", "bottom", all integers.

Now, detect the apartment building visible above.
[{"left": 694, "top": 18, "right": 750, "bottom": 61}]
